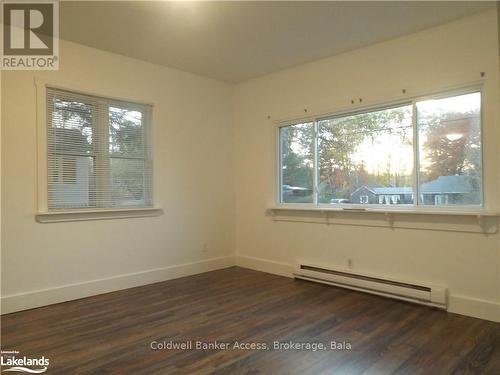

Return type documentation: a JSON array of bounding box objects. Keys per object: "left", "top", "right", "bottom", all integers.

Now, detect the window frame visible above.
[
  {"left": 35, "top": 80, "right": 161, "bottom": 221},
  {"left": 276, "top": 85, "right": 484, "bottom": 212}
]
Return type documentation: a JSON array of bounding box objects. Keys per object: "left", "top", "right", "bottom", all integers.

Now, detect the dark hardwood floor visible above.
[{"left": 1, "top": 267, "right": 499, "bottom": 374}]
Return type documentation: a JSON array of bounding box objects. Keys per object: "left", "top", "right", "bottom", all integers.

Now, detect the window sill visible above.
[
  {"left": 268, "top": 206, "right": 499, "bottom": 234},
  {"left": 269, "top": 205, "right": 499, "bottom": 217},
  {"left": 36, "top": 207, "right": 163, "bottom": 223}
]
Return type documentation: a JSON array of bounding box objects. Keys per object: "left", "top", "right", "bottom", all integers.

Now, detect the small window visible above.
[
  {"left": 47, "top": 88, "right": 152, "bottom": 210},
  {"left": 359, "top": 195, "right": 369, "bottom": 204}
]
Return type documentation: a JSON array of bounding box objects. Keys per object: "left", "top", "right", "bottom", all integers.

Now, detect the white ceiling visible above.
[{"left": 60, "top": 1, "right": 495, "bottom": 83}]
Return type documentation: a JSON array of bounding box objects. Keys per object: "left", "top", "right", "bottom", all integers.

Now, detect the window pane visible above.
[
  {"left": 318, "top": 105, "right": 413, "bottom": 205},
  {"left": 47, "top": 96, "right": 95, "bottom": 209},
  {"left": 280, "top": 122, "right": 314, "bottom": 203},
  {"left": 48, "top": 98, "right": 94, "bottom": 155},
  {"left": 109, "top": 107, "right": 144, "bottom": 157},
  {"left": 417, "top": 92, "right": 481, "bottom": 206},
  {"left": 48, "top": 156, "right": 95, "bottom": 209},
  {"left": 109, "top": 158, "right": 150, "bottom": 207}
]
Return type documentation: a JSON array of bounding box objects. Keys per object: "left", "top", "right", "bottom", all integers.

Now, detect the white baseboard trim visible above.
[
  {"left": 448, "top": 294, "right": 500, "bottom": 323},
  {"left": 235, "top": 255, "right": 500, "bottom": 323},
  {"left": 1, "top": 255, "right": 236, "bottom": 314},
  {"left": 4, "top": 254, "right": 498, "bottom": 323},
  {"left": 235, "top": 255, "right": 293, "bottom": 278}
]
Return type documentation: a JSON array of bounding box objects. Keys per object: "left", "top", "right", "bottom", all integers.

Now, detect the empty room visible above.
[{"left": 1, "top": 1, "right": 499, "bottom": 374}]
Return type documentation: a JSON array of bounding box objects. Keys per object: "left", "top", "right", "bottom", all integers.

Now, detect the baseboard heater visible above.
[{"left": 294, "top": 261, "right": 447, "bottom": 309}]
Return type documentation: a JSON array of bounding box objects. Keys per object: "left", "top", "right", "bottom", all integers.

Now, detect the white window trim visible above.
[
  {"left": 274, "top": 83, "right": 488, "bottom": 214},
  {"left": 35, "top": 79, "right": 162, "bottom": 222},
  {"left": 267, "top": 205, "right": 499, "bottom": 235},
  {"left": 35, "top": 207, "right": 163, "bottom": 223}
]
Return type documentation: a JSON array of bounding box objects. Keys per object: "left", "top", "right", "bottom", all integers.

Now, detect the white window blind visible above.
[{"left": 47, "top": 88, "right": 152, "bottom": 210}]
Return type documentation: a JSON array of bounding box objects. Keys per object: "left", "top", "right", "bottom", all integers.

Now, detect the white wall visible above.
[
  {"left": 233, "top": 10, "right": 500, "bottom": 322},
  {"left": 1, "top": 40, "right": 235, "bottom": 313}
]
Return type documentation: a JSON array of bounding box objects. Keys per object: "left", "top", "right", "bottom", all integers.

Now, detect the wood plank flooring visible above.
[{"left": 1, "top": 267, "right": 499, "bottom": 374}]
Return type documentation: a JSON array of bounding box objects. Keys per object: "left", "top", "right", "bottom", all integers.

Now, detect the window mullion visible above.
[
  {"left": 313, "top": 120, "right": 319, "bottom": 206},
  {"left": 95, "top": 101, "right": 110, "bottom": 208},
  {"left": 412, "top": 100, "right": 419, "bottom": 206},
  {"left": 143, "top": 107, "right": 153, "bottom": 206},
  {"left": 278, "top": 126, "right": 283, "bottom": 203}
]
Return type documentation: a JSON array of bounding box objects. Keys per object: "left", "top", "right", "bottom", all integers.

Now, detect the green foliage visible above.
[
  {"left": 281, "top": 123, "right": 314, "bottom": 190},
  {"left": 109, "top": 108, "right": 144, "bottom": 155},
  {"left": 317, "top": 107, "right": 412, "bottom": 200},
  {"left": 51, "top": 99, "right": 94, "bottom": 154},
  {"left": 420, "top": 111, "right": 481, "bottom": 183}
]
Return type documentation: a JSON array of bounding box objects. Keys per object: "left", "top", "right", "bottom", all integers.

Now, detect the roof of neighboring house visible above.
[
  {"left": 349, "top": 185, "right": 377, "bottom": 195},
  {"left": 349, "top": 175, "right": 475, "bottom": 197},
  {"left": 420, "top": 175, "right": 474, "bottom": 194},
  {"left": 373, "top": 187, "right": 413, "bottom": 195},
  {"left": 350, "top": 185, "right": 413, "bottom": 196}
]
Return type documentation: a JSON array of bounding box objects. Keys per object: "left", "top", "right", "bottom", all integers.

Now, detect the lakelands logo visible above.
[
  {"left": 1, "top": 350, "right": 50, "bottom": 373},
  {"left": 1, "top": 0, "right": 59, "bottom": 69}
]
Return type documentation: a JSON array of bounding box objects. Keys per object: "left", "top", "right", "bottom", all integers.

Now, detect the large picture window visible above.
[
  {"left": 47, "top": 88, "right": 153, "bottom": 210},
  {"left": 278, "top": 90, "right": 482, "bottom": 208}
]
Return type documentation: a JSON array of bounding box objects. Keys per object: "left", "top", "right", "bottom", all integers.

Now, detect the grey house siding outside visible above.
[
  {"left": 350, "top": 186, "right": 376, "bottom": 204},
  {"left": 350, "top": 186, "right": 413, "bottom": 205},
  {"left": 419, "top": 175, "right": 478, "bottom": 205}
]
